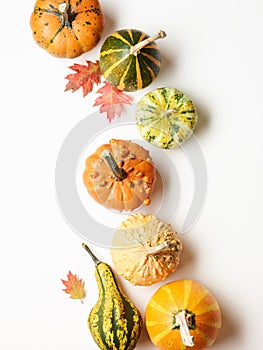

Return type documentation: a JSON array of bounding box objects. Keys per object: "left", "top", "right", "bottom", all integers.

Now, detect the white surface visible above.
[{"left": 1, "top": 1, "right": 263, "bottom": 349}]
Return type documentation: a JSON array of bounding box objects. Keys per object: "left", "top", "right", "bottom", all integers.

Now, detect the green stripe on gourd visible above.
[
  {"left": 83, "top": 244, "right": 142, "bottom": 350},
  {"left": 99, "top": 29, "right": 166, "bottom": 91},
  {"left": 136, "top": 87, "right": 198, "bottom": 149}
]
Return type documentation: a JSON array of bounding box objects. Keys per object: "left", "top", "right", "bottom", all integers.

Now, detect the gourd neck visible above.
[
  {"left": 82, "top": 243, "right": 122, "bottom": 297},
  {"left": 173, "top": 310, "right": 195, "bottom": 347},
  {"left": 130, "top": 30, "right": 167, "bottom": 56},
  {"left": 82, "top": 243, "right": 100, "bottom": 266},
  {"left": 102, "top": 150, "right": 127, "bottom": 181}
]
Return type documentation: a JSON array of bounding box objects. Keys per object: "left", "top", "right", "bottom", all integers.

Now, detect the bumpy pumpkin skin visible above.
[
  {"left": 30, "top": 0, "right": 104, "bottom": 58},
  {"left": 83, "top": 139, "right": 156, "bottom": 212},
  {"left": 111, "top": 213, "right": 183, "bottom": 286},
  {"left": 146, "top": 280, "right": 222, "bottom": 350},
  {"left": 99, "top": 29, "right": 162, "bottom": 91}
]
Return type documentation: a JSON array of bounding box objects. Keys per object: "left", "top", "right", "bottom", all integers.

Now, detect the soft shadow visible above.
[
  {"left": 178, "top": 237, "right": 197, "bottom": 273},
  {"left": 102, "top": 14, "right": 117, "bottom": 37},
  {"left": 134, "top": 290, "right": 158, "bottom": 347},
  {"left": 215, "top": 298, "right": 242, "bottom": 347},
  {"left": 172, "top": 236, "right": 197, "bottom": 281},
  {"left": 159, "top": 48, "right": 177, "bottom": 84},
  {"left": 194, "top": 98, "right": 210, "bottom": 138},
  {"left": 137, "top": 322, "right": 152, "bottom": 347}
]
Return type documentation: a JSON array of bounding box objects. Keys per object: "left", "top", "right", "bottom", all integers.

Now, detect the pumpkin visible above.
[
  {"left": 145, "top": 279, "right": 222, "bottom": 349},
  {"left": 136, "top": 87, "right": 198, "bottom": 149},
  {"left": 82, "top": 139, "right": 156, "bottom": 212},
  {"left": 82, "top": 243, "right": 142, "bottom": 350},
  {"left": 99, "top": 29, "right": 167, "bottom": 91},
  {"left": 111, "top": 213, "right": 183, "bottom": 286},
  {"left": 30, "top": 0, "right": 104, "bottom": 58}
]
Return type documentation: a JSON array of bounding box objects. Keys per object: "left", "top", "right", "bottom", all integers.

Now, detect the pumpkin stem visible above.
[
  {"left": 82, "top": 243, "right": 100, "bottom": 266},
  {"left": 130, "top": 30, "right": 167, "bottom": 56},
  {"left": 58, "top": 2, "right": 70, "bottom": 24},
  {"left": 102, "top": 150, "right": 127, "bottom": 181},
  {"left": 145, "top": 241, "right": 171, "bottom": 255},
  {"left": 175, "top": 310, "right": 195, "bottom": 347}
]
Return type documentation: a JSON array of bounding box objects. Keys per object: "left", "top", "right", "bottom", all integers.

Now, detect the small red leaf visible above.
[
  {"left": 94, "top": 81, "right": 131, "bottom": 122},
  {"left": 65, "top": 60, "right": 101, "bottom": 97},
  {"left": 61, "top": 271, "right": 86, "bottom": 302}
]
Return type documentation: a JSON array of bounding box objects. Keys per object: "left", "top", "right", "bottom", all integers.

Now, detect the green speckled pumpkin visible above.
[
  {"left": 30, "top": 0, "right": 104, "bottom": 58},
  {"left": 99, "top": 29, "right": 166, "bottom": 91},
  {"left": 136, "top": 87, "right": 198, "bottom": 149}
]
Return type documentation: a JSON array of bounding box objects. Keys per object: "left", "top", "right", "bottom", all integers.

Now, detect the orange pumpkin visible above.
[
  {"left": 30, "top": 0, "right": 104, "bottom": 58},
  {"left": 83, "top": 139, "right": 156, "bottom": 212},
  {"left": 146, "top": 280, "right": 222, "bottom": 350}
]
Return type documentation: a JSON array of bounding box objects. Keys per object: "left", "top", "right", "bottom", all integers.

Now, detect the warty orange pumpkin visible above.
[
  {"left": 30, "top": 0, "right": 104, "bottom": 58},
  {"left": 82, "top": 139, "right": 156, "bottom": 212},
  {"left": 146, "top": 279, "right": 222, "bottom": 350}
]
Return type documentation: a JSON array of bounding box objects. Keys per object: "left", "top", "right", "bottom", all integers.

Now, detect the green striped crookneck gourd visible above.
[
  {"left": 82, "top": 243, "right": 142, "bottom": 350},
  {"left": 99, "top": 29, "right": 167, "bottom": 91}
]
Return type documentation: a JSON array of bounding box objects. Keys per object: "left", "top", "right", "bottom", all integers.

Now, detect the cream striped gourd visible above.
[
  {"left": 145, "top": 279, "right": 222, "bottom": 350},
  {"left": 82, "top": 243, "right": 142, "bottom": 350},
  {"left": 136, "top": 87, "right": 198, "bottom": 149},
  {"left": 99, "top": 29, "right": 166, "bottom": 91}
]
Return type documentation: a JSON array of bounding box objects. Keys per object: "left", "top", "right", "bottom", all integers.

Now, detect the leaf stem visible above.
[{"left": 130, "top": 30, "right": 167, "bottom": 56}]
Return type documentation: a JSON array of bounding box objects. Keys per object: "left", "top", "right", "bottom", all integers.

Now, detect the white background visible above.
[{"left": 1, "top": 1, "right": 263, "bottom": 349}]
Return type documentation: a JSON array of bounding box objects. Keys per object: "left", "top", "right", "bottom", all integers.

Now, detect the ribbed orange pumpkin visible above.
[
  {"left": 30, "top": 0, "right": 104, "bottom": 58},
  {"left": 83, "top": 139, "right": 156, "bottom": 212},
  {"left": 146, "top": 280, "right": 222, "bottom": 350}
]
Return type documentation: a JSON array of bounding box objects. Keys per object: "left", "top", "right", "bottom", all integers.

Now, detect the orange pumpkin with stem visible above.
[
  {"left": 83, "top": 139, "right": 156, "bottom": 212},
  {"left": 146, "top": 279, "right": 221, "bottom": 350},
  {"left": 30, "top": 0, "right": 104, "bottom": 58}
]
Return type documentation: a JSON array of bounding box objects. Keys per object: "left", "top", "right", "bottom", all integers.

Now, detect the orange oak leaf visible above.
[
  {"left": 61, "top": 271, "right": 86, "bottom": 303},
  {"left": 65, "top": 60, "right": 101, "bottom": 97},
  {"left": 94, "top": 81, "right": 131, "bottom": 122}
]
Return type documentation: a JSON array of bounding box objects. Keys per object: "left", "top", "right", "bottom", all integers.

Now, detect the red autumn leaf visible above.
[
  {"left": 65, "top": 60, "right": 101, "bottom": 97},
  {"left": 61, "top": 271, "right": 86, "bottom": 302},
  {"left": 94, "top": 81, "right": 131, "bottom": 122}
]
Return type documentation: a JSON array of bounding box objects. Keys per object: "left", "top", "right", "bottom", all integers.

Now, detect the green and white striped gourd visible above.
[
  {"left": 82, "top": 243, "right": 142, "bottom": 350},
  {"left": 99, "top": 29, "right": 166, "bottom": 91},
  {"left": 136, "top": 87, "right": 198, "bottom": 149}
]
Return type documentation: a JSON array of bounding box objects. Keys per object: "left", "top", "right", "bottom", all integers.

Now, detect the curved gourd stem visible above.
[
  {"left": 130, "top": 30, "right": 167, "bottom": 56},
  {"left": 58, "top": 2, "right": 69, "bottom": 24},
  {"left": 102, "top": 150, "right": 127, "bottom": 181},
  {"left": 82, "top": 243, "right": 100, "bottom": 266},
  {"left": 144, "top": 241, "right": 171, "bottom": 255},
  {"left": 175, "top": 310, "right": 195, "bottom": 347}
]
